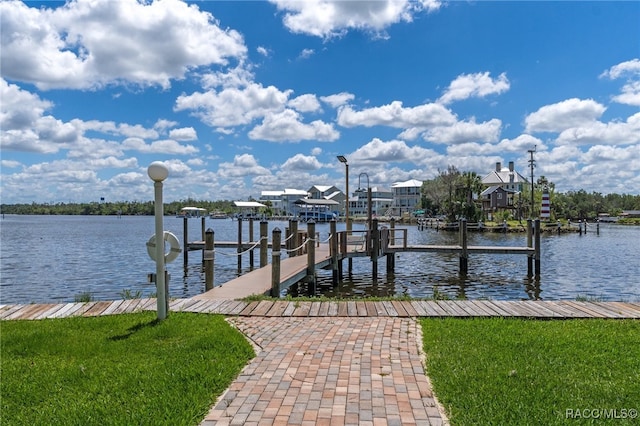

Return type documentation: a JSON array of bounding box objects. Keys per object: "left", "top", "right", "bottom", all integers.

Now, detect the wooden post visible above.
[
  {"left": 201, "top": 216, "right": 206, "bottom": 262},
  {"left": 459, "top": 218, "right": 468, "bottom": 276},
  {"left": 527, "top": 219, "right": 533, "bottom": 278},
  {"left": 249, "top": 217, "right": 254, "bottom": 268},
  {"left": 237, "top": 217, "right": 242, "bottom": 271},
  {"left": 260, "top": 220, "right": 268, "bottom": 268},
  {"left": 290, "top": 219, "right": 299, "bottom": 257},
  {"left": 330, "top": 220, "right": 338, "bottom": 285},
  {"left": 183, "top": 216, "right": 188, "bottom": 266},
  {"left": 387, "top": 218, "right": 395, "bottom": 273},
  {"left": 306, "top": 221, "right": 316, "bottom": 296},
  {"left": 596, "top": 221, "right": 600, "bottom": 235},
  {"left": 371, "top": 218, "right": 379, "bottom": 280},
  {"left": 534, "top": 219, "right": 541, "bottom": 277},
  {"left": 204, "top": 228, "right": 214, "bottom": 291},
  {"left": 271, "top": 228, "right": 281, "bottom": 297}
]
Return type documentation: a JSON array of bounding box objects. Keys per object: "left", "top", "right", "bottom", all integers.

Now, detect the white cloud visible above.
[
  {"left": 288, "top": 94, "right": 322, "bottom": 113},
  {"left": 555, "top": 112, "right": 640, "bottom": 146},
  {"left": 257, "top": 46, "right": 270, "bottom": 57},
  {"left": 281, "top": 154, "right": 322, "bottom": 171},
  {"left": 121, "top": 138, "right": 199, "bottom": 155},
  {"left": 600, "top": 58, "right": 640, "bottom": 80},
  {"left": 321, "top": 92, "right": 355, "bottom": 108},
  {"left": 348, "top": 138, "right": 436, "bottom": 165},
  {"left": 423, "top": 118, "right": 502, "bottom": 144},
  {"left": 337, "top": 101, "right": 456, "bottom": 128},
  {"left": 0, "top": 0, "right": 247, "bottom": 90},
  {"left": 218, "top": 154, "right": 271, "bottom": 179},
  {"left": 175, "top": 82, "right": 292, "bottom": 128},
  {"left": 524, "top": 98, "right": 606, "bottom": 133},
  {"left": 270, "top": 0, "right": 441, "bottom": 39},
  {"left": 299, "top": 48, "right": 315, "bottom": 59},
  {"left": 438, "top": 72, "right": 510, "bottom": 105},
  {"left": 248, "top": 109, "right": 339, "bottom": 142},
  {"left": 169, "top": 127, "right": 198, "bottom": 141}
]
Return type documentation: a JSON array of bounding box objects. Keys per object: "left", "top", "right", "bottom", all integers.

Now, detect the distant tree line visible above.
[
  {"left": 420, "top": 166, "right": 640, "bottom": 222},
  {"left": 0, "top": 199, "right": 237, "bottom": 216}
]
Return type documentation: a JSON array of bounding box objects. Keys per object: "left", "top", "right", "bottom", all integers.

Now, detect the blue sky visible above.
[{"left": 1, "top": 0, "right": 639, "bottom": 204}]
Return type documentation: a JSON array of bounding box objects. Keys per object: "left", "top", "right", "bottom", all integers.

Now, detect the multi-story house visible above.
[
  {"left": 390, "top": 179, "right": 423, "bottom": 217},
  {"left": 349, "top": 187, "right": 393, "bottom": 218},
  {"left": 481, "top": 161, "right": 528, "bottom": 218}
]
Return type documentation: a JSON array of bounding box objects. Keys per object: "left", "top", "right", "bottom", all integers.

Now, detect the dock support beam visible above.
[
  {"left": 459, "top": 218, "right": 468, "bottom": 276},
  {"left": 249, "top": 218, "right": 254, "bottom": 269},
  {"left": 306, "top": 221, "right": 316, "bottom": 296},
  {"left": 371, "top": 218, "right": 379, "bottom": 280},
  {"left": 527, "top": 219, "right": 533, "bottom": 277},
  {"left": 289, "top": 219, "right": 299, "bottom": 257},
  {"left": 271, "top": 228, "right": 281, "bottom": 297},
  {"left": 330, "top": 220, "right": 339, "bottom": 285},
  {"left": 183, "top": 216, "right": 188, "bottom": 266},
  {"left": 201, "top": 217, "right": 205, "bottom": 262},
  {"left": 386, "top": 218, "right": 395, "bottom": 273},
  {"left": 237, "top": 217, "right": 242, "bottom": 272},
  {"left": 204, "top": 228, "right": 214, "bottom": 291},
  {"left": 534, "top": 219, "right": 541, "bottom": 277},
  {"left": 260, "top": 220, "right": 268, "bottom": 268}
]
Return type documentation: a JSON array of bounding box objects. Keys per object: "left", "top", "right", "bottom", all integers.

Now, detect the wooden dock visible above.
[
  {"left": 2, "top": 299, "right": 639, "bottom": 320},
  {"left": 192, "top": 245, "right": 332, "bottom": 300}
]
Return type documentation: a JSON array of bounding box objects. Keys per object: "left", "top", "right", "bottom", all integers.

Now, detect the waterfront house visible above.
[
  {"left": 390, "top": 179, "right": 423, "bottom": 217},
  {"left": 349, "top": 186, "right": 393, "bottom": 218},
  {"left": 481, "top": 161, "right": 528, "bottom": 219}
]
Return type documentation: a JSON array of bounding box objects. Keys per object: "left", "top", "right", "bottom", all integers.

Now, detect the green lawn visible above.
[
  {"left": 1, "top": 312, "right": 254, "bottom": 426},
  {"left": 421, "top": 318, "right": 640, "bottom": 425}
]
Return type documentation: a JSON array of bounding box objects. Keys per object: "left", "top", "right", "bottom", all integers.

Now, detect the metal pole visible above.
[{"left": 154, "top": 181, "right": 167, "bottom": 320}]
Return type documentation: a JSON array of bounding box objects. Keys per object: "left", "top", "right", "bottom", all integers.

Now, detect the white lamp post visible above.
[{"left": 148, "top": 162, "right": 169, "bottom": 320}]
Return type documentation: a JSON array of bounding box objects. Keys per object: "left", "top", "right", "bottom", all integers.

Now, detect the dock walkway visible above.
[{"left": 3, "top": 299, "right": 639, "bottom": 425}]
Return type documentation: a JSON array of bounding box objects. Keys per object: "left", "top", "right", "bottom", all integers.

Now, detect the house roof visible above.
[
  {"left": 482, "top": 167, "right": 528, "bottom": 185},
  {"left": 481, "top": 186, "right": 519, "bottom": 196},
  {"left": 391, "top": 179, "right": 423, "bottom": 188},
  {"left": 234, "top": 201, "right": 267, "bottom": 208}
]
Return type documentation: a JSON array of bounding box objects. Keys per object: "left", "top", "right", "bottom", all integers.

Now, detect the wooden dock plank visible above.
[
  {"left": 391, "top": 300, "right": 411, "bottom": 317},
  {"left": 308, "top": 302, "right": 321, "bottom": 317},
  {"left": 317, "top": 301, "right": 331, "bottom": 316},
  {"left": 381, "top": 301, "right": 398, "bottom": 317},
  {"left": 82, "top": 301, "right": 112, "bottom": 317},
  {"left": 562, "top": 301, "right": 608, "bottom": 318},
  {"left": 239, "top": 301, "right": 261, "bottom": 316},
  {"left": 292, "top": 301, "right": 312, "bottom": 317},
  {"left": 282, "top": 302, "right": 297, "bottom": 316},
  {"left": 363, "top": 301, "right": 378, "bottom": 317},
  {"left": 34, "top": 303, "right": 68, "bottom": 320},
  {"left": 541, "top": 301, "right": 586, "bottom": 318},
  {"left": 460, "top": 301, "right": 494, "bottom": 317},
  {"left": 436, "top": 301, "right": 469, "bottom": 317},
  {"left": 355, "top": 301, "right": 368, "bottom": 316},
  {"left": 421, "top": 301, "right": 450, "bottom": 317},
  {"left": 337, "top": 302, "right": 349, "bottom": 317},
  {"left": 326, "top": 301, "right": 339, "bottom": 316},
  {"left": 54, "top": 302, "right": 86, "bottom": 318},
  {"left": 265, "top": 301, "right": 289, "bottom": 317},
  {"left": 470, "top": 300, "right": 509, "bottom": 317},
  {"left": 11, "top": 304, "right": 48, "bottom": 320},
  {"left": 2, "top": 305, "right": 27, "bottom": 320},
  {"left": 371, "top": 302, "right": 388, "bottom": 316},
  {"left": 409, "top": 301, "right": 429, "bottom": 317},
  {"left": 613, "top": 302, "right": 640, "bottom": 318},
  {"left": 346, "top": 301, "right": 358, "bottom": 316}
]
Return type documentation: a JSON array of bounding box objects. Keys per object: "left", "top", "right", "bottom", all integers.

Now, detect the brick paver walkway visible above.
[{"left": 201, "top": 317, "right": 447, "bottom": 426}]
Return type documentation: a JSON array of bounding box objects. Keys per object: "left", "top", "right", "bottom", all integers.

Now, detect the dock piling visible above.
[
  {"left": 204, "top": 228, "right": 214, "bottom": 291},
  {"left": 183, "top": 216, "right": 188, "bottom": 266},
  {"left": 459, "top": 219, "right": 468, "bottom": 275},
  {"left": 271, "top": 228, "right": 281, "bottom": 297},
  {"left": 237, "top": 217, "right": 242, "bottom": 271},
  {"left": 260, "top": 221, "right": 268, "bottom": 268},
  {"left": 330, "top": 220, "right": 339, "bottom": 285},
  {"left": 534, "top": 219, "right": 541, "bottom": 277},
  {"left": 306, "top": 221, "right": 316, "bottom": 295},
  {"left": 527, "top": 219, "right": 533, "bottom": 278},
  {"left": 249, "top": 218, "right": 254, "bottom": 268}
]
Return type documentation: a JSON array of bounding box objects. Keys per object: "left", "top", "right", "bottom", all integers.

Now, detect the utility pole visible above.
[{"left": 528, "top": 146, "right": 536, "bottom": 218}]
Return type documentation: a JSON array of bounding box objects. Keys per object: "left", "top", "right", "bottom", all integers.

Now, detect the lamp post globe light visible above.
[
  {"left": 337, "top": 155, "right": 350, "bottom": 232},
  {"left": 148, "top": 161, "right": 169, "bottom": 320}
]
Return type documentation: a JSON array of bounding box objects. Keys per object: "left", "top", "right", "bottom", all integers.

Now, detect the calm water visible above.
[{"left": 1, "top": 215, "right": 638, "bottom": 304}]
